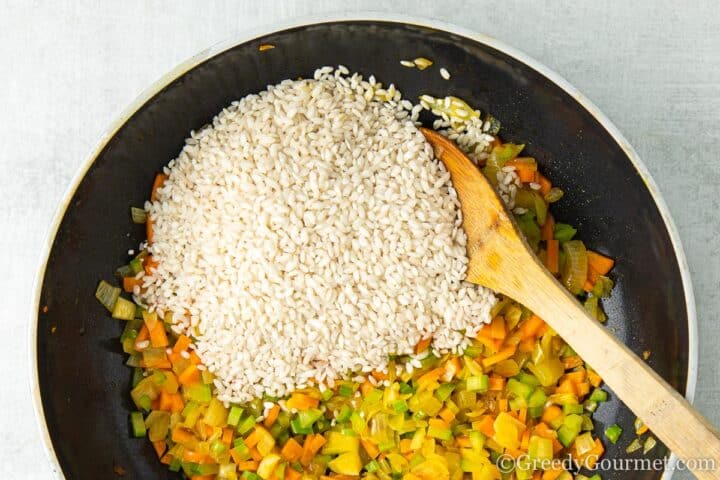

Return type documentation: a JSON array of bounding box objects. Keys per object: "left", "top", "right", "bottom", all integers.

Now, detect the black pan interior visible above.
[{"left": 36, "top": 21, "right": 690, "bottom": 479}]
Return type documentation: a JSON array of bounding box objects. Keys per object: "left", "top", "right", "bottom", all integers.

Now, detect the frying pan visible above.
[{"left": 30, "top": 16, "right": 697, "bottom": 479}]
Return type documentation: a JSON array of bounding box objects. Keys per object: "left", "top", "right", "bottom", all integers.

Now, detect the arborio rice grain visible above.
[{"left": 142, "top": 67, "right": 497, "bottom": 403}]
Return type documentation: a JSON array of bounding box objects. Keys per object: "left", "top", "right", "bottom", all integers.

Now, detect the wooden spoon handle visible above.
[{"left": 518, "top": 267, "right": 720, "bottom": 479}]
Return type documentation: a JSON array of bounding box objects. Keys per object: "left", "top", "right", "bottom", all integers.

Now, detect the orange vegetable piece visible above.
[
  {"left": 152, "top": 440, "right": 166, "bottom": 458},
  {"left": 264, "top": 404, "right": 280, "bottom": 428},
  {"left": 415, "top": 336, "right": 432, "bottom": 354},
  {"left": 438, "top": 408, "right": 456, "bottom": 423},
  {"left": 360, "top": 438, "right": 379, "bottom": 459},
  {"left": 146, "top": 217, "right": 154, "bottom": 244},
  {"left": 134, "top": 324, "right": 150, "bottom": 350},
  {"left": 359, "top": 379, "right": 374, "bottom": 396},
  {"left": 236, "top": 460, "right": 258, "bottom": 471},
  {"left": 122, "top": 276, "right": 143, "bottom": 293},
  {"left": 562, "top": 370, "right": 586, "bottom": 384},
  {"left": 519, "top": 315, "right": 545, "bottom": 340},
  {"left": 481, "top": 345, "right": 517, "bottom": 368},
  {"left": 488, "top": 375, "right": 505, "bottom": 391},
  {"left": 541, "top": 213, "right": 555, "bottom": 242},
  {"left": 222, "top": 427, "right": 234, "bottom": 446},
  {"left": 281, "top": 438, "right": 304, "bottom": 462},
  {"left": 178, "top": 364, "right": 201, "bottom": 386},
  {"left": 562, "top": 355, "right": 583, "bottom": 370},
  {"left": 249, "top": 447, "right": 262, "bottom": 462},
  {"left": 285, "top": 468, "right": 302, "bottom": 480},
  {"left": 542, "top": 467, "right": 565, "bottom": 480},
  {"left": 171, "top": 427, "right": 195, "bottom": 445},
  {"left": 190, "top": 476, "right": 215, "bottom": 480},
  {"left": 533, "top": 422, "right": 557, "bottom": 440},
  {"left": 541, "top": 405, "right": 563, "bottom": 425},
  {"left": 475, "top": 415, "right": 495, "bottom": 437},
  {"left": 286, "top": 392, "right": 319, "bottom": 411},
  {"left": 371, "top": 369, "right": 389, "bottom": 381},
  {"left": 456, "top": 436, "right": 472, "bottom": 448},
  {"left": 151, "top": 173, "right": 167, "bottom": 202},
  {"left": 149, "top": 320, "right": 169, "bottom": 348},
  {"left": 587, "top": 250, "right": 615, "bottom": 276},
  {"left": 300, "top": 434, "right": 327, "bottom": 466},
  {"left": 183, "top": 450, "right": 208, "bottom": 463},
  {"left": 490, "top": 316, "right": 506, "bottom": 340},
  {"left": 143, "top": 255, "right": 159, "bottom": 275},
  {"left": 587, "top": 369, "right": 603, "bottom": 388},
  {"left": 538, "top": 174, "right": 552, "bottom": 196},
  {"left": 498, "top": 398, "right": 509, "bottom": 412},
  {"left": 555, "top": 379, "right": 577, "bottom": 396},
  {"left": 173, "top": 334, "right": 192, "bottom": 353},
  {"left": 546, "top": 239, "right": 560, "bottom": 274}
]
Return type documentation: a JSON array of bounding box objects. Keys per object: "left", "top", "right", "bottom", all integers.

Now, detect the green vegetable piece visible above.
[
  {"left": 242, "top": 472, "right": 261, "bottom": 480},
  {"left": 398, "top": 382, "right": 415, "bottom": 394},
  {"left": 112, "top": 296, "right": 137, "bottom": 320},
  {"left": 626, "top": 438, "right": 642, "bottom": 453},
  {"left": 563, "top": 402, "right": 584, "bottom": 415},
  {"left": 95, "top": 280, "right": 120, "bottom": 312},
  {"left": 466, "top": 375, "right": 489, "bottom": 393},
  {"left": 527, "top": 388, "right": 547, "bottom": 408},
  {"left": 515, "top": 372, "right": 541, "bottom": 387},
  {"left": 589, "top": 388, "right": 608, "bottom": 403},
  {"left": 290, "top": 417, "right": 312, "bottom": 435},
  {"left": 528, "top": 435, "right": 553, "bottom": 462},
  {"left": 185, "top": 383, "right": 211, "bottom": 403},
  {"left": 583, "top": 399, "right": 598, "bottom": 413},
  {"left": 643, "top": 436, "right": 657, "bottom": 454},
  {"left": 365, "top": 460, "right": 380, "bottom": 473},
  {"left": 604, "top": 424, "right": 623, "bottom": 444},
  {"left": 130, "top": 206, "right": 147, "bottom": 224},
  {"left": 338, "top": 383, "right": 354, "bottom": 397},
  {"left": 392, "top": 399, "right": 409, "bottom": 413},
  {"left": 554, "top": 223, "right": 577, "bottom": 243},
  {"left": 336, "top": 405, "right": 353, "bottom": 422},
  {"left": 463, "top": 345, "right": 483, "bottom": 358},
  {"left": 130, "top": 411, "right": 146, "bottom": 437},
  {"left": 434, "top": 382, "right": 456, "bottom": 402},
  {"left": 557, "top": 414, "right": 583, "bottom": 447},
  {"left": 506, "top": 378, "right": 533, "bottom": 400},
  {"left": 227, "top": 405, "right": 244, "bottom": 427},
  {"left": 517, "top": 211, "right": 541, "bottom": 251}
]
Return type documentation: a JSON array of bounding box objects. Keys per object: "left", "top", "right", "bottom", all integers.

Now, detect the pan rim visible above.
[{"left": 28, "top": 13, "right": 697, "bottom": 479}]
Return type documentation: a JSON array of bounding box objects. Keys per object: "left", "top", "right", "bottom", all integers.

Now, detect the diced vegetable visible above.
[
  {"left": 130, "top": 411, "right": 146, "bottom": 437},
  {"left": 95, "top": 280, "right": 120, "bottom": 312},
  {"left": 604, "top": 423, "right": 622, "bottom": 444},
  {"left": 130, "top": 206, "right": 147, "bottom": 224},
  {"left": 561, "top": 240, "right": 588, "bottom": 295}
]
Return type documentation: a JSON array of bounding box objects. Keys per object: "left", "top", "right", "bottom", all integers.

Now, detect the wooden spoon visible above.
[{"left": 420, "top": 127, "right": 720, "bottom": 479}]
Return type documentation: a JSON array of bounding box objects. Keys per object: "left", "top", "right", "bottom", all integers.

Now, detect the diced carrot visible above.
[
  {"left": 236, "top": 460, "right": 258, "bottom": 471},
  {"left": 439, "top": 407, "right": 456, "bottom": 423},
  {"left": 576, "top": 382, "right": 590, "bottom": 397},
  {"left": 188, "top": 350, "right": 202, "bottom": 365},
  {"left": 518, "top": 337, "right": 536, "bottom": 353},
  {"left": 535, "top": 323, "right": 549, "bottom": 337},
  {"left": 171, "top": 427, "right": 195, "bottom": 445},
  {"left": 146, "top": 216, "right": 154, "bottom": 244},
  {"left": 506, "top": 158, "right": 538, "bottom": 183},
  {"left": 481, "top": 345, "right": 517, "bottom": 368},
  {"left": 555, "top": 379, "right": 577, "bottom": 396},
  {"left": 190, "top": 476, "right": 215, "bottom": 480},
  {"left": 281, "top": 438, "right": 304, "bottom": 462},
  {"left": 456, "top": 436, "right": 472, "bottom": 448},
  {"left": 183, "top": 449, "right": 208, "bottom": 463},
  {"left": 488, "top": 375, "right": 505, "bottom": 391},
  {"left": 587, "top": 369, "right": 603, "bottom": 388},
  {"left": 244, "top": 429, "right": 260, "bottom": 448},
  {"left": 122, "top": 276, "right": 143, "bottom": 293},
  {"left": 285, "top": 468, "right": 302, "bottom": 480},
  {"left": 151, "top": 173, "right": 167, "bottom": 202},
  {"left": 173, "top": 334, "right": 192, "bottom": 353},
  {"left": 359, "top": 379, "right": 374, "bottom": 396},
  {"left": 143, "top": 256, "right": 159, "bottom": 275},
  {"left": 538, "top": 174, "right": 552, "bottom": 196},
  {"left": 360, "top": 438, "right": 379, "bottom": 459},
  {"left": 532, "top": 471, "right": 542, "bottom": 480},
  {"left": 562, "top": 370, "right": 586, "bottom": 384},
  {"left": 178, "top": 364, "right": 201, "bottom": 386},
  {"left": 587, "top": 251, "right": 615, "bottom": 276},
  {"left": 415, "top": 336, "right": 432, "bottom": 354},
  {"left": 546, "top": 239, "right": 559, "bottom": 274},
  {"left": 475, "top": 415, "right": 495, "bottom": 437},
  {"left": 519, "top": 315, "right": 545, "bottom": 340},
  {"left": 498, "top": 398, "right": 509, "bottom": 412},
  {"left": 371, "top": 369, "right": 389, "bottom": 381},
  {"left": 541, "top": 213, "right": 555, "bottom": 242},
  {"left": 562, "top": 355, "right": 583, "bottom": 370},
  {"left": 300, "top": 434, "right": 327, "bottom": 466},
  {"left": 541, "top": 405, "right": 563, "bottom": 425},
  {"left": 490, "top": 316, "right": 506, "bottom": 340},
  {"left": 134, "top": 324, "right": 150, "bottom": 350},
  {"left": 399, "top": 439, "right": 413, "bottom": 454},
  {"left": 158, "top": 390, "right": 173, "bottom": 412},
  {"left": 152, "top": 440, "right": 166, "bottom": 458},
  {"left": 418, "top": 368, "right": 445, "bottom": 390},
  {"left": 160, "top": 453, "right": 172, "bottom": 465},
  {"left": 264, "top": 404, "right": 280, "bottom": 428},
  {"left": 518, "top": 407, "right": 528, "bottom": 423},
  {"left": 533, "top": 422, "right": 557, "bottom": 440},
  {"left": 149, "top": 320, "right": 169, "bottom": 348},
  {"left": 443, "top": 356, "right": 462, "bottom": 381},
  {"left": 518, "top": 168, "right": 538, "bottom": 183},
  {"left": 542, "top": 467, "right": 564, "bottom": 480},
  {"left": 249, "top": 447, "right": 262, "bottom": 462},
  {"left": 222, "top": 427, "right": 234, "bottom": 446},
  {"left": 286, "top": 392, "right": 319, "bottom": 411}
]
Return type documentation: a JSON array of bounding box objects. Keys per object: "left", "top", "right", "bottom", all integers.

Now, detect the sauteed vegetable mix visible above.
[{"left": 95, "top": 76, "right": 638, "bottom": 479}]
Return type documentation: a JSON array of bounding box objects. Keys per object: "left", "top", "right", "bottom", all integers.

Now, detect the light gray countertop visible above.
[{"left": 1, "top": 1, "right": 717, "bottom": 478}]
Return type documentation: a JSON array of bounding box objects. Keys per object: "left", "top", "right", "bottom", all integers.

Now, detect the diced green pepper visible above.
[
  {"left": 604, "top": 424, "right": 622, "bottom": 444},
  {"left": 554, "top": 223, "right": 577, "bottom": 243},
  {"left": 589, "top": 388, "right": 608, "bottom": 403}
]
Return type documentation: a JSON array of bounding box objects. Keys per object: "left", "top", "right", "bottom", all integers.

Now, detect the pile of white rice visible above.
[{"left": 142, "top": 66, "right": 497, "bottom": 403}]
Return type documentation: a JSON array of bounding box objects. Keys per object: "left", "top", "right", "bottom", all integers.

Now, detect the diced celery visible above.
[
  {"left": 563, "top": 402, "right": 584, "bottom": 415},
  {"left": 466, "top": 375, "right": 489, "bottom": 393},
  {"left": 241, "top": 472, "right": 260, "bottom": 480},
  {"left": 557, "top": 414, "right": 583, "bottom": 447},
  {"left": 589, "top": 388, "right": 608, "bottom": 403},
  {"left": 338, "top": 383, "right": 354, "bottom": 397},
  {"left": 290, "top": 417, "right": 312, "bottom": 435},
  {"left": 130, "top": 206, "right": 147, "bottom": 224},
  {"left": 506, "top": 378, "right": 533, "bottom": 400},
  {"left": 581, "top": 415, "right": 594, "bottom": 431},
  {"left": 227, "top": 405, "right": 243, "bottom": 427},
  {"left": 463, "top": 345, "right": 483, "bottom": 358},
  {"left": 434, "top": 382, "right": 456, "bottom": 401},
  {"left": 95, "top": 280, "right": 120, "bottom": 312},
  {"left": 236, "top": 415, "right": 256, "bottom": 435},
  {"left": 130, "top": 411, "right": 146, "bottom": 437},
  {"left": 583, "top": 399, "right": 598, "bottom": 412},
  {"left": 643, "top": 436, "right": 657, "bottom": 454},
  {"left": 185, "top": 382, "right": 211, "bottom": 403},
  {"left": 554, "top": 223, "right": 577, "bottom": 243},
  {"left": 427, "top": 424, "right": 452, "bottom": 441},
  {"left": 336, "top": 405, "right": 352, "bottom": 422},
  {"left": 365, "top": 460, "right": 380, "bottom": 473},
  {"left": 626, "top": 438, "right": 642, "bottom": 453},
  {"left": 528, "top": 435, "right": 553, "bottom": 462},
  {"left": 514, "top": 371, "right": 541, "bottom": 387},
  {"left": 392, "top": 399, "right": 409, "bottom": 413},
  {"left": 604, "top": 424, "right": 622, "bottom": 444},
  {"left": 112, "top": 296, "right": 137, "bottom": 320}
]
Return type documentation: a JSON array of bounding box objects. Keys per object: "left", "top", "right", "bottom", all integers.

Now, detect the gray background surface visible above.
[{"left": 0, "top": 1, "right": 717, "bottom": 478}]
